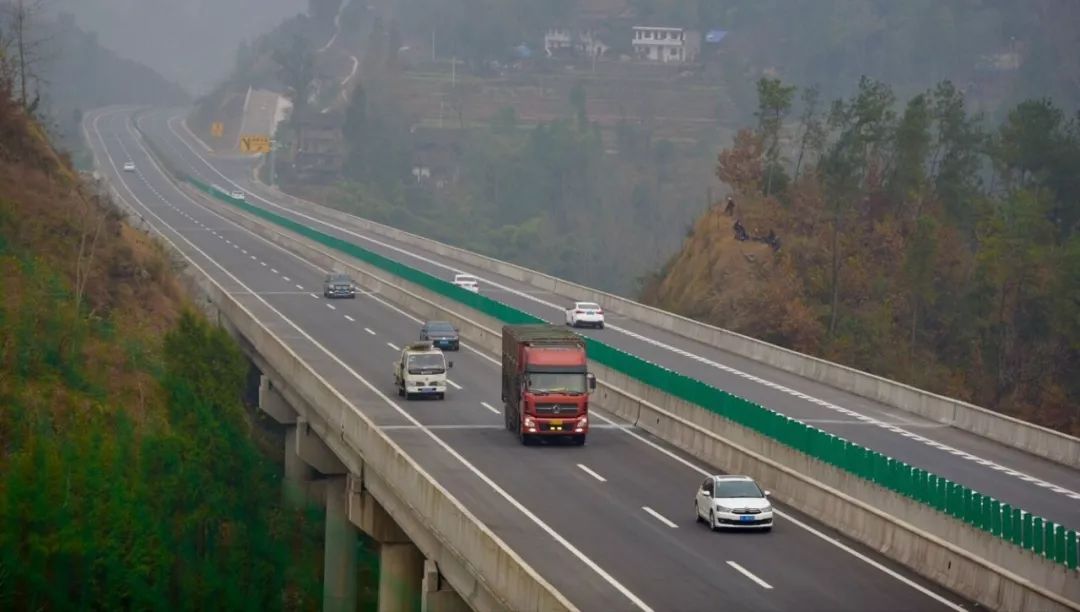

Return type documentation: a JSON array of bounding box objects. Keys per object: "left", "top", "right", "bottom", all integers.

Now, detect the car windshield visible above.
[
  {"left": 407, "top": 353, "right": 445, "bottom": 374},
  {"left": 455, "top": 275, "right": 477, "bottom": 284},
  {"left": 427, "top": 322, "right": 455, "bottom": 333},
  {"left": 577, "top": 303, "right": 600, "bottom": 310},
  {"left": 526, "top": 372, "right": 586, "bottom": 394},
  {"left": 714, "top": 480, "right": 764, "bottom": 499},
  {"left": 328, "top": 274, "right": 350, "bottom": 284}
]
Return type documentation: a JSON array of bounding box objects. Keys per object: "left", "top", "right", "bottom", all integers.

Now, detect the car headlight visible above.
[
  {"left": 762, "top": 505, "right": 773, "bottom": 512},
  {"left": 714, "top": 505, "right": 733, "bottom": 513}
]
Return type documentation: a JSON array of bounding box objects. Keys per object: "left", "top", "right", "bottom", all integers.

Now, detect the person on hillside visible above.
[
  {"left": 724, "top": 196, "right": 736, "bottom": 216},
  {"left": 733, "top": 219, "right": 748, "bottom": 241}
]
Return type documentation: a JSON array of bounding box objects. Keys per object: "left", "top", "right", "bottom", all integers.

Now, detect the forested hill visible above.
[
  {"left": 641, "top": 78, "right": 1080, "bottom": 435},
  {"left": 0, "top": 80, "right": 322, "bottom": 606}
]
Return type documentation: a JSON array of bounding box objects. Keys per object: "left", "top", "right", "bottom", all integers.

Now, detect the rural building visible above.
[{"left": 631, "top": 26, "right": 701, "bottom": 63}]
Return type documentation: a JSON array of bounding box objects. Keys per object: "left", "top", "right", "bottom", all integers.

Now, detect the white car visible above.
[
  {"left": 565, "top": 301, "right": 604, "bottom": 329},
  {"left": 230, "top": 190, "right": 246, "bottom": 201},
  {"left": 452, "top": 273, "right": 479, "bottom": 293},
  {"left": 695, "top": 475, "right": 773, "bottom": 531},
  {"left": 122, "top": 161, "right": 135, "bottom": 172}
]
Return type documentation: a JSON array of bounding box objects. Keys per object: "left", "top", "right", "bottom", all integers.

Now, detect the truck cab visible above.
[
  {"left": 394, "top": 342, "right": 452, "bottom": 400},
  {"left": 501, "top": 325, "right": 596, "bottom": 446}
]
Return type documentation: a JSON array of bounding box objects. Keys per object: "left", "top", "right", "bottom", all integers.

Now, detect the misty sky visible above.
[{"left": 54, "top": 0, "right": 306, "bottom": 93}]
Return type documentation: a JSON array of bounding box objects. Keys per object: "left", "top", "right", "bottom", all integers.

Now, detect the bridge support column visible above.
[
  {"left": 348, "top": 474, "right": 424, "bottom": 612},
  {"left": 421, "top": 560, "right": 469, "bottom": 612},
  {"left": 324, "top": 476, "right": 359, "bottom": 612},
  {"left": 283, "top": 426, "right": 313, "bottom": 508},
  {"left": 379, "top": 541, "right": 424, "bottom": 612}
]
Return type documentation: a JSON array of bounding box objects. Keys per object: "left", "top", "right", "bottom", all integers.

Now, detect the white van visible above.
[{"left": 452, "top": 273, "right": 479, "bottom": 293}]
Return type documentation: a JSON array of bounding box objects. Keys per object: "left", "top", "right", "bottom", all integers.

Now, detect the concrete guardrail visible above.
[
  {"left": 248, "top": 182, "right": 1080, "bottom": 469},
  {"left": 201, "top": 182, "right": 1080, "bottom": 612}
]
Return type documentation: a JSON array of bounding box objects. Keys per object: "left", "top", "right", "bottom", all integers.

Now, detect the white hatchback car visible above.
[
  {"left": 122, "top": 161, "right": 135, "bottom": 172},
  {"left": 452, "top": 273, "right": 479, "bottom": 293},
  {"left": 230, "top": 189, "right": 246, "bottom": 201},
  {"left": 695, "top": 475, "right": 773, "bottom": 531},
  {"left": 565, "top": 302, "right": 604, "bottom": 329}
]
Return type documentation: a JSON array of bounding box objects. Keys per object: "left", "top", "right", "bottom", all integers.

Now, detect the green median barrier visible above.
[
  {"left": 1002, "top": 504, "right": 1014, "bottom": 541},
  {"left": 991, "top": 500, "right": 1001, "bottom": 536},
  {"left": 1070, "top": 532, "right": 1078, "bottom": 569},
  {"left": 1034, "top": 517, "right": 1045, "bottom": 555},
  {"left": 181, "top": 173, "right": 1077, "bottom": 571},
  {"left": 1055, "top": 526, "right": 1066, "bottom": 564}
]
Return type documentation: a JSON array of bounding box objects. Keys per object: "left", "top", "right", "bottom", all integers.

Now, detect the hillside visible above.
[
  {"left": 642, "top": 78, "right": 1080, "bottom": 435},
  {"left": 53, "top": 0, "right": 304, "bottom": 93},
  {"left": 0, "top": 82, "right": 324, "bottom": 606},
  {"left": 40, "top": 12, "right": 189, "bottom": 160}
]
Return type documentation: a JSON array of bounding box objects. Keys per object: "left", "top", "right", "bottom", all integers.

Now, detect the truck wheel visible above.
[
  {"left": 405, "top": 392, "right": 414, "bottom": 401},
  {"left": 571, "top": 435, "right": 586, "bottom": 446},
  {"left": 438, "top": 392, "right": 445, "bottom": 400},
  {"left": 520, "top": 433, "right": 534, "bottom": 446}
]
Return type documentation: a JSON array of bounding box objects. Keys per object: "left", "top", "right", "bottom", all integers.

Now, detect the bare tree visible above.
[{"left": 5, "top": 0, "right": 52, "bottom": 111}]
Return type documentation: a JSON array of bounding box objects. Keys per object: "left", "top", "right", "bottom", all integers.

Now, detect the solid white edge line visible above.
[
  {"left": 149, "top": 109, "right": 963, "bottom": 610},
  {"left": 726, "top": 561, "right": 774, "bottom": 590},
  {"left": 164, "top": 110, "right": 1078, "bottom": 500},
  {"left": 577, "top": 464, "right": 607, "bottom": 483},
  {"left": 96, "top": 109, "right": 649, "bottom": 612},
  {"left": 642, "top": 506, "right": 678, "bottom": 528},
  {"left": 480, "top": 401, "right": 500, "bottom": 415}
]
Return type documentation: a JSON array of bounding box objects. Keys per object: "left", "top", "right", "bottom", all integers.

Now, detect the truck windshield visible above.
[
  {"left": 407, "top": 354, "right": 445, "bottom": 374},
  {"left": 526, "top": 372, "right": 586, "bottom": 394}
]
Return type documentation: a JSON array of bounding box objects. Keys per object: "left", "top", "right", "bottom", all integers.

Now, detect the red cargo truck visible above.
[{"left": 501, "top": 324, "right": 596, "bottom": 446}]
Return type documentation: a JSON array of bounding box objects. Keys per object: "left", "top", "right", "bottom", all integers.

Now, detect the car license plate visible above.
[
  {"left": 740, "top": 515, "right": 754, "bottom": 522},
  {"left": 550, "top": 419, "right": 563, "bottom": 426}
]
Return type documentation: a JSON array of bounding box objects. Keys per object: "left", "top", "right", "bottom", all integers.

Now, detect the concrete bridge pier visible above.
[
  {"left": 257, "top": 374, "right": 471, "bottom": 612},
  {"left": 348, "top": 472, "right": 425, "bottom": 612},
  {"left": 421, "top": 560, "right": 470, "bottom": 612},
  {"left": 324, "top": 476, "right": 359, "bottom": 612}
]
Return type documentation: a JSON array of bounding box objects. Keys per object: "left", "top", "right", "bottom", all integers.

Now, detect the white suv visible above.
[
  {"left": 695, "top": 475, "right": 773, "bottom": 531},
  {"left": 122, "top": 161, "right": 135, "bottom": 172},
  {"left": 452, "top": 273, "right": 479, "bottom": 293},
  {"left": 565, "top": 302, "right": 604, "bottom": 329}
]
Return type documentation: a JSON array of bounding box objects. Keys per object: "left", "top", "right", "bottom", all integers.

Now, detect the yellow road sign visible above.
[
  {"left": 239, "top": 134, "right": 271, "bottom": 153},
  {"left": 210, "top": 121, "right": 224, "bottom": 138}
]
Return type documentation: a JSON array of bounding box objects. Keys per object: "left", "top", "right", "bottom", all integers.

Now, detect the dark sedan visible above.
[
  {"left": 322, "top": 272, "right": 356, "bottom": 298},
  {"left": 420, "top": 320, "right": 460, "bottom": 351}
]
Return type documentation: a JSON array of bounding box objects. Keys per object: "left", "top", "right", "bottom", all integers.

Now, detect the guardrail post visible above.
[
  {"left": 1045, "top": 521, "right": 1056, "bottom": 561},
  {"left": 1022, "top": 513, "right": 1033, "bottom": 550},
  {"left": 1054, "top": 525, "right": 1066, "bottom": 565},
  {"left": 1033, "top": 516, "right": 1044, "bottom": 555},
  {"left": 1011, "top": 507, "right": 1022, "bottom": 546},
  {"left": 1067, "top": 531, "right": 1078, "bottom": 569},
  {"left": 990, "top": 500, "right": 1001, "bottom": 536}
]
